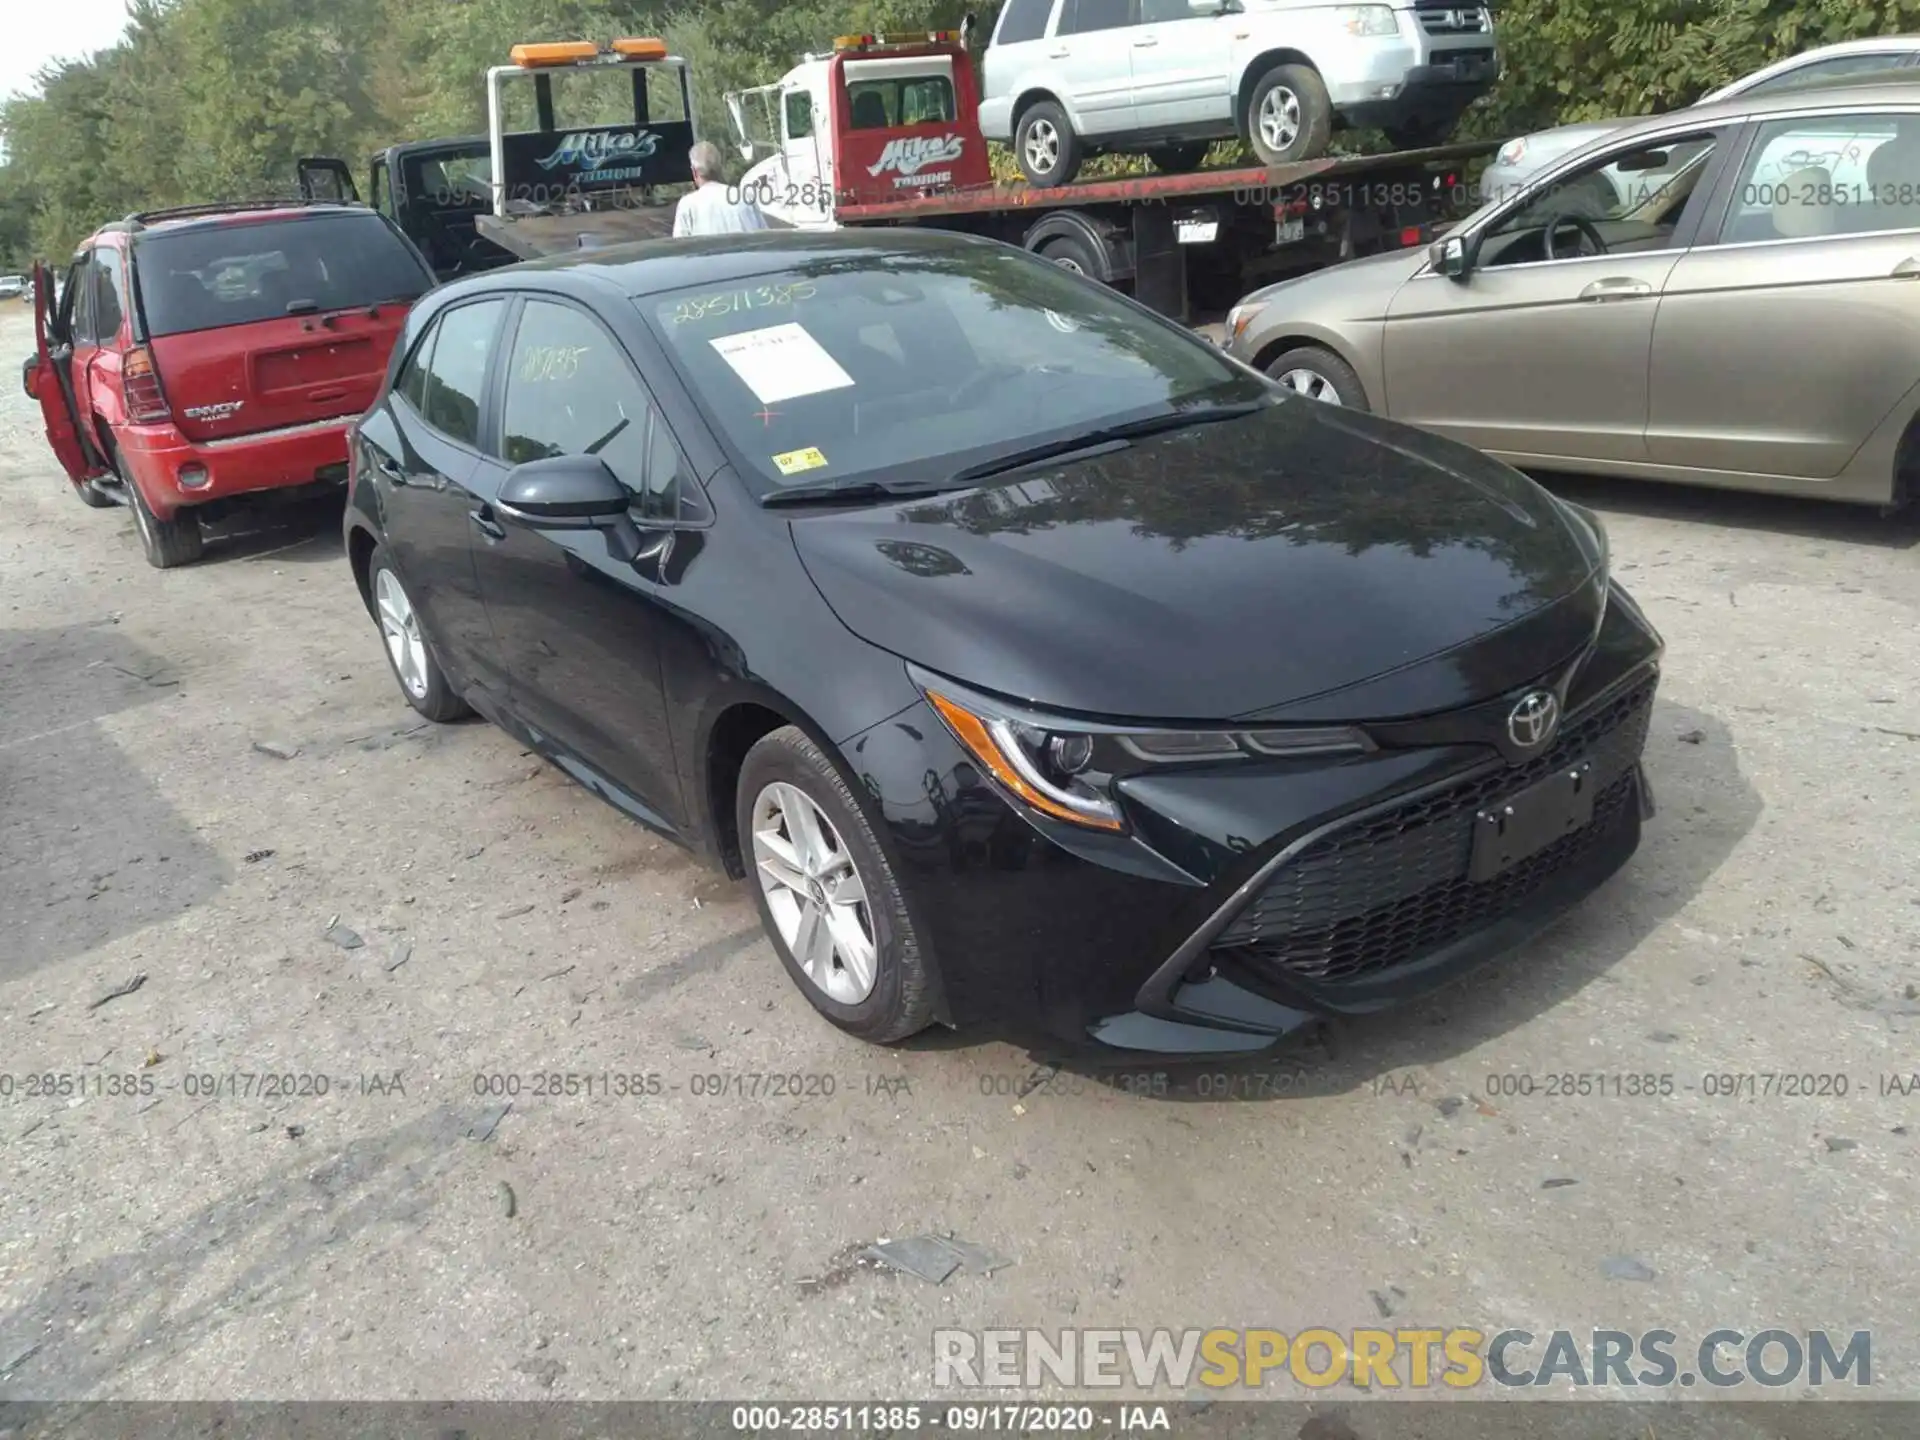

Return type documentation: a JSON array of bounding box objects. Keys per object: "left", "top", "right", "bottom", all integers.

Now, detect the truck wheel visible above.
[
  {"left": 127, "top": 479, "right": 205, "bottom": 568},
  {"left": 1036, "top": 231, "right": 1103, "bottom": 278},
  {"left": 1247, "top": 65, "right": 1332, "bottom": 165},
  {"left": 1266, "top": 346, "right": 1369, "bottom": 411},
  {"left": 1149, "top": 142, "right": 1211, "bottom": 174},
  {"left": 1016, "top": 101, "right": 1083, "bottom": 187}
]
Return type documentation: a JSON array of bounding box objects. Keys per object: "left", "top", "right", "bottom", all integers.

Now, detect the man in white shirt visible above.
[{"left": 672, "top": 141, "right": 770, "bottom": 237}]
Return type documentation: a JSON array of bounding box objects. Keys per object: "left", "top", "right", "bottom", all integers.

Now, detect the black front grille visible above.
[{"left": 1209, "top": 680, "right": 1654, "bottom": 988}]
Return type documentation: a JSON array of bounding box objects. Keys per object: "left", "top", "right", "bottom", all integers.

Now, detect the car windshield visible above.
[
  {"left": 134, "top": 212, "right": 433, "bottom": 335},
  {"left": 638, "top": 247, "right": 1263, "bottom": 494}
]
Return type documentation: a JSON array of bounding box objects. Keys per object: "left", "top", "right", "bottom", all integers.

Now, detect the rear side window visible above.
[
  {"left": 1060, "top": 0, "right": 1134, "bottom": 36},
  {"left": 394, "top": 325, "right": 436, "bottom": 413},
  {"left": 995, "top": 0, "right": 1054, "bottom": 45},
  {"left": 132, "top": 213, "right": 433, "bottom": 337},
  {"left": 419, "top": 300, "right": 504, "bottom": 447},
  {"left": 89, "top": 250, "right": 128, "bottom": 341}
]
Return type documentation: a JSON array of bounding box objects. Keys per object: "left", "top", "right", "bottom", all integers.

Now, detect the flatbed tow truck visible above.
[
  {"left": 320, "top": 32, "right": 1493, "bottom": 322},
  {"left": 717, "top": 30, "right": 1496, "bottom": 320}
]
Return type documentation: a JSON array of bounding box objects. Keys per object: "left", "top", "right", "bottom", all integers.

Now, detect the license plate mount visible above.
[
  {"left": 1468, "top": 760, "right": 1596, "bottom": 882},
  {"left": 1275, "top": 216, "right": 1306, "bottom": 245}
]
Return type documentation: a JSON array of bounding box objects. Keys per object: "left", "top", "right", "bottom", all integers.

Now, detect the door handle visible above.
[
  {"left": 1891, "top": 257, "right": 1920, "bottom": 279},
  {"left": 469, "top": 506, "right": 507, "bottom": 542},
  {"left": 370, "top": 453, "right": 406, "bottom": 484},
  {"left": 1047, "top": 47, "right": 1069, "bottom": 58},
  {"left": 1132, "top": 36, "right": 1158, "bottom": 45},
  {"left": 1577, "top": 277, "right": 1654, "bottom": 302}
]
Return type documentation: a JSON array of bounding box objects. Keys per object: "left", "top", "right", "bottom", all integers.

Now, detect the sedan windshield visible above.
[{"left": 638, "top": 247, "right": 1265, "bottom": 494}]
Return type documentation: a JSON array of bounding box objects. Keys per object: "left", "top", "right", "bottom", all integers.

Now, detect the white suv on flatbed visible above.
[{"left": 981, "top": 0, "right": 1500, "bottom": 185}]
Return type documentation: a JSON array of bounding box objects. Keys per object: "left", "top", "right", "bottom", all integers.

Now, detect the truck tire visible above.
[
  {"left": 1247, "top": 64, "right": 1333, "bottom": 165},
  {"left": 1016, "top": 101, "right": 1083, "bottom": 187},
  {"left": 127, "top": 479, "right": 205, "bottom": 568},
  {"left": 1036, "top": 231, "right": 1104, "bottom": 278},
  {"left": 1266, "top": 345, "right": 1369, "bottom": 410},
  {"left": 1149, "top": 142, "right": 1211, "bottom": 174}
]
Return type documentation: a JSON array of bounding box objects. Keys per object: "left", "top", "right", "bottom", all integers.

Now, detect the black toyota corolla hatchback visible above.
[{"left": 343, "top": 229, "right": 1662, "bottom": 1056}]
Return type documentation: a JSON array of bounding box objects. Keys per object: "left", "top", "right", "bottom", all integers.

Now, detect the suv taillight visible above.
[{"left": 122, "top": 347, "right": 170, "bottom": 424}]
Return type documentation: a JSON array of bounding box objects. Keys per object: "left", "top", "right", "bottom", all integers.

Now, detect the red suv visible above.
[{"left": 22, "top": 202, "right": 435, "bottom": 567}]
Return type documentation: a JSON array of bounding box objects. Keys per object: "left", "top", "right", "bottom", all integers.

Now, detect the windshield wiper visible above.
[
  {"left": 761, "top": 479, "right": 954, "bottom": 508},
  {"left": 949, "top": 401, "right": 1266, "bottom": 485}
]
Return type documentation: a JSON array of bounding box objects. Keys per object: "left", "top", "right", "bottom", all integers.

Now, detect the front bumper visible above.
[
  {"left": 861, "top": 591, "right": 1660, "bottom": 1058},
  {"left": 1334, "top": 55, "right": 1500, "bottom": 131},
  {"left": 114, "top": 416, "right": 355, "bottom": 521}
]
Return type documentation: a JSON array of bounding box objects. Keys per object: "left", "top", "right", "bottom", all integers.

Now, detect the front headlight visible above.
[
  {"left": 1225, "top": 299, "right": 1266, "bottom": 344},
  {"left": 924, "top": 686, "right": 1374, "bottom": 834},
  {"left": 1335, "top": 5, "right": 1399, "bottom": 36}
]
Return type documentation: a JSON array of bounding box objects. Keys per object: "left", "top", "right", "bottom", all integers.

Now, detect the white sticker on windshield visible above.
[{"left": 709, "top": 323, "right": 854, "bottom": 405}]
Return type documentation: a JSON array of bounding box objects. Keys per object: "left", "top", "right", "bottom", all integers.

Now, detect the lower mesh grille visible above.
[{"left": 1209, "top": 681, "right": 1654, "bottom": 988}]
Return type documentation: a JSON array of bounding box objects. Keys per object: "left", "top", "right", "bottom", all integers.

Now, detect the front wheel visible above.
[
  {"left": 368, "top": 547, "right": 471, "bottom": 722},
  {"left": 1266, "top": 345, "right": 1369, "bottom": 410},
  {"left": 1015, "top": 101, "right": 1083, "bottom": 187},
  {"left": 1247, "top": 64, "right": 1333, "bottom": 165},
  {"left": 737, "top": 726, "right": 937, "bottom": 1045}
]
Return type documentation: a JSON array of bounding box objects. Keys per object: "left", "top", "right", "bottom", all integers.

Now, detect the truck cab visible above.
[
  {"left": 727, "top": 33, "right": 992, "bottom": 230},
  {"left": 301, "top": 37, "right": 699, "bottom": 271}
]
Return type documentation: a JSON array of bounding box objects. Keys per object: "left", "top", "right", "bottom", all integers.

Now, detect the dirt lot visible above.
[{"left": 2, "top": 299, "right": 1918, "bottom": 1409}]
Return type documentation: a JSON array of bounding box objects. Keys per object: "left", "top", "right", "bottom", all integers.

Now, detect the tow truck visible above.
[
  {"left": 721, "top": 30, "right": 1495, "bottom": 320},
  {"left": 298, "top": 37, "right": 699, "bottom": 279}
]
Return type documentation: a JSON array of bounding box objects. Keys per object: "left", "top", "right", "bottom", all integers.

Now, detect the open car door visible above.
[
  {"left": 297, "top": 156, "right": 361, "bottom": 204},
  {"left": 21, "top": 261, "right": 102, "bottom": 485}
]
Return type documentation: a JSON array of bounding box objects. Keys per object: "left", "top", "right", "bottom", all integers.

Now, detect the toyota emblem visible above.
[{"left": 1507, "top": 690, "right": 1560, "bottom": 750}]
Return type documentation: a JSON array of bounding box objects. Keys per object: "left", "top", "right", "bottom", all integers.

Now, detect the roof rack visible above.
[{"left": 122, "top": 197, "right": 358, "bottom": 228}]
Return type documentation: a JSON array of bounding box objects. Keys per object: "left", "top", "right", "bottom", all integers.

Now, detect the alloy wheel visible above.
[
  {"left": 1023, "top": 119, "right": 1060, "bottom": 175},
  {"left": 375, "top": 568, "right": 430, "bottom": 701},
  {"left": 1277, "top": 368, "right": 1343, "bottom": 404},
  {"left": 1259, "top": 87, "right": 1302, "bottom": 153},
  {"left": 750, "top": 781, "right": 878, "bottom": 1004}
]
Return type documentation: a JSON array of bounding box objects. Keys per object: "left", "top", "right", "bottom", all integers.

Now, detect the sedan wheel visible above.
[
  {"left": 366, "top": 546, "right": 471, "bottom": 722},
  {"left": 1276, "top": 367, "right": 1343, "bottom": 404},
  {"left": 751, "top": 781, "right": 877, "bottom": 1004},
  {"left": 376, "top": 567, "right": 430, "bottom": 701},
  {"left": 735, "top": 725, "right": 937, "bottom": 1043}
]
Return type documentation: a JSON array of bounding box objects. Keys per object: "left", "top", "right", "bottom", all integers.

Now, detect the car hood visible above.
[
  {"left": 1495, "top": 119, "right": 1632, "bottom": 179},
  {"left": 1233, "top": 243, "right": 1430, "bottom": 338},
  {"left": 788, "top": 403, "right": 1607, "bottom": 722}
]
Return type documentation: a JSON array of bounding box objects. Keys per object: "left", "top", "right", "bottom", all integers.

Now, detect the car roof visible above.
[
  {"left": 1579, "top": 76, "right": 1920, "bottom": 145},
  {"left": 434, "top": 227, "right": 1006, "bottom": 303},
  {"left": 93, "top": 203, "right": 377, "bottom": 243}
]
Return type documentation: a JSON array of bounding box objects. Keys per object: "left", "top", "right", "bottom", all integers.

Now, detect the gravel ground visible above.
[{"left": 1, "top": 301, "right": 1917, "bottom": 1410}]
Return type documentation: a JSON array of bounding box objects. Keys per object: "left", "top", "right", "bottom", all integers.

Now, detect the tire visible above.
[
  {"left": 1149, "top": 141, "right": 1211, "bottom": 174},
  {"left": 1265, "top": 345, "right": 1369, "bottom": 410},
  {"left": 126, "top": 477, "right": 204, "bottom": 568},
  {"left": 736, "top": 725, "right": 937, "bottom": 1045},
  {"left": 1015, "top": 100, "right": 1083, "bottom": 187},
  {"left": 1246, "top": 64, "right": 1333, "bottom": 166},
  {"left": 72, "top": 478, "right": 117, "bottom": 509},
  {"left": 367, "top": 546, "right": 471, "bottom": 722},
  {"left": 1035, "top": 231, "right": 1104, "bottom": 279}
]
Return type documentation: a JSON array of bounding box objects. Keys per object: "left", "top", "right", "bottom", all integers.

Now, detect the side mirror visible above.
[
  {"left": 496, "top": 454, "right": 631, "bottom": 529},
  {"left": 1429, "top": 233, "right": 1472, "bottom": 280}
]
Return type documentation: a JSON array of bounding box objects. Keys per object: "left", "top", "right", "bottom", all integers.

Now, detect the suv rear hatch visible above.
[{"left": 132, "top": 210, "right": 434, "bottom": 444}]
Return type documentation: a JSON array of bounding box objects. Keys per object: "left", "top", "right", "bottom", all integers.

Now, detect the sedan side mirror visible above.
[
  {"left": 496, "top": 454, "right": 631, "bottom": 529},
  {"left": 1429, "top": 233, "right": 1473, "bottom": 280}
]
